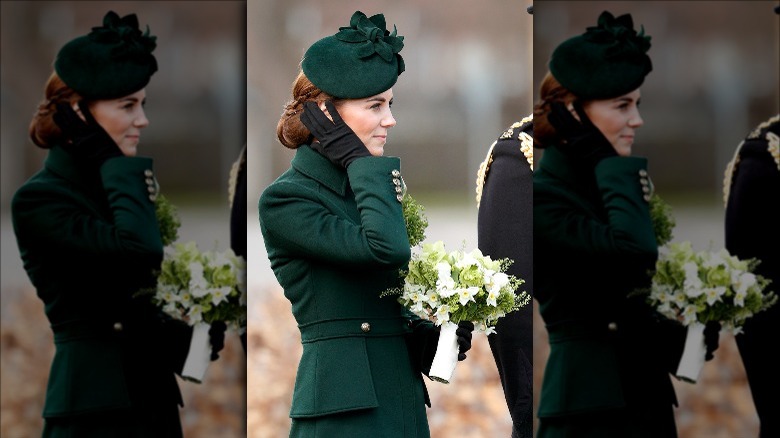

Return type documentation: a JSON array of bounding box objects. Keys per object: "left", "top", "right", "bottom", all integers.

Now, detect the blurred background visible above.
[
  {"left": 247, "top": 0, "right": 532, "bottom": 436},
  {"left": 1, "top": 1, "right": 247, "bottom": 437},
  {"left": 533, "top": 1, "right": 779, "bottom": 437}
]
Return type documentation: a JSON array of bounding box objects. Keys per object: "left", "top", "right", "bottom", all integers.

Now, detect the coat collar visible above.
[
  {"left": 44, "top": 145, "right": 103, "bottom": 194},
  {"left": 292, "top": 144, "right": 348, "bottom": 196},
  {"left": 538, "top": 145, "right": 599, "bottom": 198}
]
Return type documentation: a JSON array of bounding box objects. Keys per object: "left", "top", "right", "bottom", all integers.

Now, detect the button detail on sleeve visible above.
[
  {"left": 113, "top": 322, "right": 124, "bottom": 332},
  {"left": 608, "top": 322, "right": 618, "bottom": 332},
  {"left": 361, "top": 322, "right": 371, "bottom": 333}
]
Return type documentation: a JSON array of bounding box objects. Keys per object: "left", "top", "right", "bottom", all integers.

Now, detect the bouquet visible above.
[
  {"left": 383, "top": 240, "right": 530, "bottom": 383},
  {"left": 153, "top": 241, "right": 247, "bottom": 382},
  {"left": 648, "top": 241, "right": 776, "bottom": 382},
  {"left": 151, "top": 195, "right": 247, "bottom": 382}
]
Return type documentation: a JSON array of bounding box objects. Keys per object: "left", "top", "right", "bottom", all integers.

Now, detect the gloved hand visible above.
[
  {"left": 53, "top": 101, "right": 122, "bottom": 168},
  {"left": 300, "top": 100, "right": 371, "bottom": 169},
  {"left": 547, "top": 100, "right": 617, "bottom": 167},
  {"left": 456, "top": 321, "right": 474, "bottom": 361},
  {"left": 209, "top": 321, "right": 227, "bottom": 361},
  {"left": 703, "top": 320, "right": 721, "bottom": 361}
]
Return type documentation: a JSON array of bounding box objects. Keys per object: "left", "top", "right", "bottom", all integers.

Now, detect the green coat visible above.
[
  {"left": 259, "top": 145, "right": 436, "bottom": 438},
  {"left": 533, "top": 146, "right": 684, "bottom": 437},
  {"left": 12, "top": 146, "right": 188, "bottom": 434}
]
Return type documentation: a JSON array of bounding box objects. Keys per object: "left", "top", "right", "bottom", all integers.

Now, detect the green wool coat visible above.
[
  {"left": 259, "top": 145, "right": 437, "bottom": 438},
  {"left": 533, "top": 146, "right": 685, "bottom": 437},
  {"left": 12, "top": 146, "right": 189, "bottom": 437}
]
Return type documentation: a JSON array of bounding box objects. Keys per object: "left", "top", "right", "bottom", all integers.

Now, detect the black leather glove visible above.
[
  {"left": 703, "top": 320, "right": 721, "bottom": 361},
  {"left": 209, "top": 321, "right": 227, "bottom": 361},
  {"left": 53, "top": 101, "right": 123, "bottom": 168},
  {"left": 300, "top": 100, "right": 371, "bottom": 169},
  {"left": 456, "top": 321, "right": 474, "bottom": 361},
  {"left": 547, "top": 100, "right": 617, "bottom": 167}
]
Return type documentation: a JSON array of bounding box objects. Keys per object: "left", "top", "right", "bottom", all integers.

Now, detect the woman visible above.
[
  {"left": 532, "top": 11, "right": 717, "bottom": 437},
  {"left": 12, "top": 11, "right": 191, "bottom": 437},
  {"left": 259, "top": 10, "right": 473, "bottom": 437}
]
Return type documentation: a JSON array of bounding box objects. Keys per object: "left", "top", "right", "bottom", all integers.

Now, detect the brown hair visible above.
[
  {"left": 276, "top": 70, "right": 343, "bottom": 149},
  {"left": 532, "top": 71, "right": 583, "bottom": 148},
  {"left": 28, "top": 72, "right": 83, "bottom": 149}
]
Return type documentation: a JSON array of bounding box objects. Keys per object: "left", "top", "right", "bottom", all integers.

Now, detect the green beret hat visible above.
[
  {"left": 55, "top": 11, "right": 157, "bottom": 100},
  {"left": 549, "top": 11, "right": 652, "bottom": 100},
  {"left": 302, "top": 11, "right": 405, "bottom": 99}
]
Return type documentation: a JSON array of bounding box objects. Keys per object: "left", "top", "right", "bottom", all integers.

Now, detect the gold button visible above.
[
  {"left": 396, "top": 194, "right": 403, "bottom": 202},
  {"left": 149, "top": 194, "right": 157, "bottom": 202},
  {"left": 144, "top": 169, "right": 153, "bottom": 177},
  {"left": 642, "top": 186, "right": 650, "bottom": 193},
  {"left": 638, "top": 169, "right": 648, "bottom": 177},
  {"left": 395, "top": 186, "right": 403, "bottom": 194},
  {"left": 608, "top": 322, "right": 618, "bottom": 332},
  {"left": 643, "top": 194, "right": 651, "bottom": 202},
  {"left": 361, "top": 322, "right": 371, "bottom": 332},
  {"left": 147, "top": 186, "right": 156, "bottom": 193},
  {"left": 113, "top": 322, "right": 124, "bottom": 332},
  {"left": 393, "top": 178, "right": 400, "bottom": 186},
  {"left": 391, "top": 169, "right": 400, "bottom": 178},
  {"left": 640, "top": 178, "right": 649, "bottom": 186},
  {"left": 145, "top": 178, "right": 154, "bottom": 186}
]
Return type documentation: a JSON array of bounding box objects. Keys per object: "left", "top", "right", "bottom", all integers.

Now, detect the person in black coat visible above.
[
  {"left": 229, "top": 143, "right": 248, "bottom": 351},
  {"left": 476, "top": 116, "right": 534, "bottom": 438},
  {"left": 724, "top": 113, "right": 780, "bottom": 437}
]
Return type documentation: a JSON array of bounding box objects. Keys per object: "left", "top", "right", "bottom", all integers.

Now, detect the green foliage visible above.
[
  {"left": 649, "top": 193, "right": 675, "bottom": 247},
  {"left": 402, "top": 193, "right": 428, "bottom": 248},
  {"left": 155, "top": 193, "right": 181, "bottom": 246}
]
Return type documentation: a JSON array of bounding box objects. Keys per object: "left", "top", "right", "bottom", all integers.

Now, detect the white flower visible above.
[
  {"left": 734, "top": 289, "right": 747, "bottom": 307},
  {"left": 683, "top": 261, "right": 703, "bottom": 297},
  {"left": 457, "top": 287, "right": 479, "bottom": 306},
  {"left": 486, "top": 289, "right": 499, "bottom": 307},
  {"left": 188, "top": 304, "right": 204, "bottom": 325},
  {"left": 489, "top": 272, "right": 510, "bottom": 295},
  {"left": 426, "top": 292, "right": 440, "bottom": 307},
  {"left": 210, "top": 286, "right": 231, "bottom": 306},
  {"left": 483, "top": 325, "right": 496, "bottom": 336},
  {"left": 703, "top": 286, "right": 727, "bottom": 306},
  {"left": 455, "top": 252, "right": 479, "bottom": 270},
  {"left": 682, "top": 304, "right": 698, "bottom": 325},
  {"left": 733, "top": 271, "right": 757, "bottom": 295},
  {"left": 435, "top": 305, "right": 451, "bottom": 325}
]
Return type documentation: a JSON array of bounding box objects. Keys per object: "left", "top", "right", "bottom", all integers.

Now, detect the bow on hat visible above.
[
  {"left": 335, "top": 11, "right": 405, "bottom": 73},
  {"left": 89, "top": 11, "right": 157, "bottom": 59},
  {"left": 584, "top": 11, "right": 650, "bottom": 60}
]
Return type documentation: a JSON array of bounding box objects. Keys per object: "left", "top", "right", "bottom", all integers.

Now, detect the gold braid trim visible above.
[
  {"left": 228, "top": 144, "right": 247, "bottom": 207},
  {"left": 768, "top": 131, "right": 779, "bottom": 171},
  {"left": 475, "top": 114, "right": 533, "bottom": 208},
  {"left": 723, "top": 114, "right": 780, "bottom": 208},
  {"left": 475, "top": 139, "right": 498, "bottom": 208}
]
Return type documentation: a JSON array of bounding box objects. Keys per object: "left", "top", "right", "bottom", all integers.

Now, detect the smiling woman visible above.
[
  {"left": 12, "top": 10, "right": 193, "bottom": 438},
  {"left": 260, "top": 9, "right": 473, "bottom": 438}
]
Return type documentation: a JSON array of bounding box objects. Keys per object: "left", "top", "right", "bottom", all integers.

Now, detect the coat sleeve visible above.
[
  {"left": 12, "top": 157, "right": 163, "bottom": 264},
  {"left": 259, "top": 156, "right": 411, "bottom": 269},
  {"left": 535, "top": 156, "right": 658, "bottom": 260},
  {"left": 725, "top": 144, "right": 780, "bottom": 278}
]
